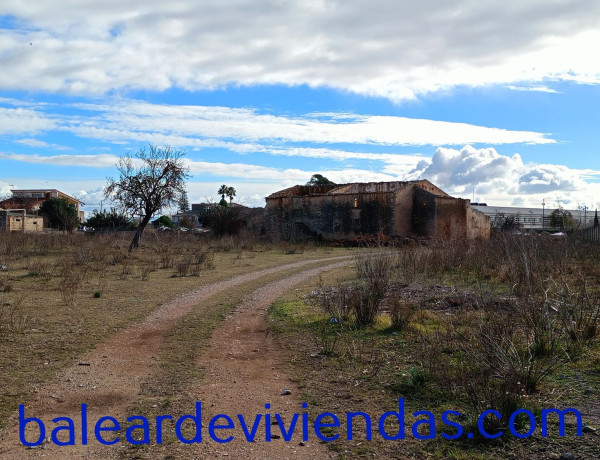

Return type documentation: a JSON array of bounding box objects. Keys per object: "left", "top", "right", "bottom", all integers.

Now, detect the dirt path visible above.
[
  {"left": 0, "top": 256, "right": 351, "bottom": 459},
  {"left": 187, "top": 260, "right": 353, "bottom": 459}
]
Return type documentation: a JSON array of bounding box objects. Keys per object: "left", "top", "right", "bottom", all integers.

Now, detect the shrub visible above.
[
  {"left": 352, "top": 250, "right": 394, "bottom": 325},
  {"left": 389, "top": 298, "right": 413, "bottom": 331}
]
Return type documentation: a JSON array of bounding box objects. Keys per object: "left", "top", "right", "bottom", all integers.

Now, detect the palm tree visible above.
[
  {"left": 217, "top": 185, "right": 228, "bottom": 201},
  {"left": 226, "top": 186, "right": 236, "bottom": 204}
]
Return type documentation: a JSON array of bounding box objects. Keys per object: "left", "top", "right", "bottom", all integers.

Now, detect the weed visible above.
[
  {"left": 389, "top": 298, "right": 413, "bottom": 331},
  {"left": 0, "top": 295, "right": 28, "bottom": 335},
  {"left": 353, "top": 250, "right": 394, "bottom": 325},
  {"left": 313, "top": 320, "right": 341, "bottom": 356}
]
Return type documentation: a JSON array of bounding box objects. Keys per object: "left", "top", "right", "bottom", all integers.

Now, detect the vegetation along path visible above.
[{"left": 0, "top": 255, "right": 353, "bottom": 459}]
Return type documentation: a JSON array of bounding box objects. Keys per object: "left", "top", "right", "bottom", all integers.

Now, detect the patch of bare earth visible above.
[
  {"left": 0, "top": 256, "right": 350, "bottom": 459},
  {"left": 186, "top": 260, "right": 353, "bottom": 460}
]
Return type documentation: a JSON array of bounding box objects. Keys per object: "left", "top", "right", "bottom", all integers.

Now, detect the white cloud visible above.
[
  {"left": 0, "top": 152, "right": 118, "bottom": 167},
  {"left": 410, "top": 145, "right": 600, "bottom": 208},
  {"left": 0, "top": 181, "right": 12, "bottom": 197},
  {"left": 0, "top": 107, "right": 56, "bottom": 135},
  {"left": 63, "top": 100, "right": 554, "bottom": 147},
  {"left": 518, "top": 164, "right": 586, "bottom": 193},
  {"left": 5, "top": 145, "right": 600, "bottom": 211},
  {"left": 15, "top": 138, "right": 71, "bottom": 150},
  {"left": 0, "top": 1, "right": 599, "bottom": 100},
  {"left": 506, "top": 85, "right": 559, "bottom": 94}
]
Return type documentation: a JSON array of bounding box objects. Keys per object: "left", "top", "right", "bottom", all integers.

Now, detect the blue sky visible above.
[{"left": 1, "top": 1, "right": 600, "bottom": 214}]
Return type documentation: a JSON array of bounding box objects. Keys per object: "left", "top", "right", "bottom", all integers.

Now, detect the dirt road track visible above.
[
  {"left": 189, "top": 260, "right": 353, "bottom": 459},
  {"left": 0, "top": 256, "right": 352, "bottom": 459}
]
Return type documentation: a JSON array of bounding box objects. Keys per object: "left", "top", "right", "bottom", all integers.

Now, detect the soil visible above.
[{"left": 0, "top": 256, "right": 352, "bottom": 459}]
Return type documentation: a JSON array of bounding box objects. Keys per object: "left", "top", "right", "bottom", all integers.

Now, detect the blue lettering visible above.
[
  {"left": 237, "top": 414, "right": 263, "bottom": 442},
  {"left": 478, "top": 409, "right": 503, "bottom": 439},
  {"left": 275, "top": 413, "right": 299, "bottom": 441},
  {"left": 509, "top": 409, "right": 536, "bottom": 438},
  {"left": 302, "top": 402, "right": 309, "bottom": 441},
  {"left": 175, "top": 401, "right": 203, "bottom": 444},
  {"left": 18, "top": 405, "right": 45, "bottom": 447},
  {"left": 411, "top": 411, "right": 436, "bottom": 440},
  {"left": 377, "top": 398, "right": 405, "bottom": 440},
  {"left": 314, "top": 412, "right": 340, "bottom": 441},
  {"left": 265, "top": 403, "right": 271, "bottom": 442},
  {"left": 347, "top": 411, "right": 372, "bottom": 441},
  {"left": 541, "top": 408, "right": 582, "bottom": 437},
  {"left": 440, "top": 410, "right": 463, "bottom": 440},
  {"left": 51, "top": 417, "right": 75, "bottom": 446},
  {"left": 95, "top": 416, "right": 121, "bottom": 445},
  {"left": 156, "top": 415, "right": 173, "bottom": 444},
  {"left": 209, "top": 415, "right": 234, "bottom": 443},
  {"left": 126, "top": 416, "right": 150, "bottom": 445}
]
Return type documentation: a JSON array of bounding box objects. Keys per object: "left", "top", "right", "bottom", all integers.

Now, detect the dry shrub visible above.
[
  {"left": 389, "top": 298, "right": 414, "bottom": 331},
  {"left": 139, "top": 258, "right": 158, "bottom": 280},
  {"left": 394, "top": 247, "right": 424, "bottom": 284},
  {"left": 420, "top": 309, "right": 565, "bottom": 430},
  {"left": 309, "top": 250, "right": 394, "bottom": 326},
  {"left": 175, "top": 256, "right": 192, "bottom": 277},
  {"left": 552, "top": 277, "right": 600, "bottom": 356},
  {"left": 308, "top": 284, "right": 353, "bottom": 323},
  {"left": 313, "top": 320, "right": 341, "bottom": 356},
  {"left": 58, "top": 271, "right": 82, "bottom": 306},
  {"left": 110, "top": 248, "right": 128, "bottom": 265},
  {"left": 0, "top": 295, "right": 28, "bottom": 335},
  {"left": 157, "top": 244, "right": 174, "bottom": 269},
  {"left": 353, "top": 250, "right": 394, "bottom": 325},
  {"left": 27, "top": 260, "right": 55, "bottom": 282},
  {"left": 343, "top": 334, "right": 384, "bottom": 378},
  {"left": 195, "top": 247, "right": 214, "bottom": 270}
]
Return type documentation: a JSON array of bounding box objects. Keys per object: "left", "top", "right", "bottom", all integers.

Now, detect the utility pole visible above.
[{"left": 542, "top": 199, "right": 545, "bottom": 230}]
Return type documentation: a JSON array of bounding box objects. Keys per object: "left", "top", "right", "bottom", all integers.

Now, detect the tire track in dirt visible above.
[
  {"left": 0, "top": 256, "right": 351, "bottom": 459},
  {"left": 186, "top": 260, "right": 353, "bottom": 460}
]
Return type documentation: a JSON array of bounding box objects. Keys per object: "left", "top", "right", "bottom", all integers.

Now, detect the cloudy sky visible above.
[{"left": 1, "top": 0, "right": 600, "bottom": 213}]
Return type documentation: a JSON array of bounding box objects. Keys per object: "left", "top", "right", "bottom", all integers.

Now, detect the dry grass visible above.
[
  {"left": 270, "top": 234, "right": 600, "bottom": 459},
  {"left": 0, "top": 230, "right": 346, "bottom": 433}
]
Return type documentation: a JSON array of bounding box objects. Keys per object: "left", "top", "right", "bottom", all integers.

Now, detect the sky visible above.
[{"left": 1, "top": 0, "right": 600, "bottom": 215}]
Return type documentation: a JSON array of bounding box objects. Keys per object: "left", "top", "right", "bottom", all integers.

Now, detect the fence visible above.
[{"left": 578, "top": 225, "right": 600, "bottom": 243}]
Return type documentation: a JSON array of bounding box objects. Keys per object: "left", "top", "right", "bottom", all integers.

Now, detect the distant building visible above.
[
  {"left": 265, "top": 180, "right": 490, "bottom": 241},
  {"left": 0, "top": 189, "right": 85, "bottom": 222},
  {"left": 0, "top": 209, "right": 44, "bottom": 232},
  {"left": 472, "top": 204, "right": 593, "bottom": 231}
]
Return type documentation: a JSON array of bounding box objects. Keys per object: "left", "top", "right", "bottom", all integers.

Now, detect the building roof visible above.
[
  {"left": 266, "top": 179, "right": 443, "bottom": 199},
  {"left": 13, "top": 189, "right": 85, "bottom": 205},
  {"left": 10, "top": 189, "right": 85, "bottom": 205}
]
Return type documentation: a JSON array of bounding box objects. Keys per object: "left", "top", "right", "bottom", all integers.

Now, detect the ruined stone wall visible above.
[
  {"left": 434, "top": 196, "right": 469, "bottom": 239},
  {"left": 265, "top": 196, "right": 292, "bottom": 239},
  {"left": 266, "top": 192, "right": 396, "bottom": 240},
  {"left": 414, "top": 180, "right": 449, "bottom": 197},
  {"left": 412, "top": 187, "right": 437, "bottom": 237},
  {"left": 467, "top": 208, "right": 491, "bottom": 239},
  {"left": 265, "top": 181, "right": 490, "bottom": 241},
  {"left": 393, "top": 186, "right": 415, "bottom": 235},
  {"left": 433, "top": 198, "right": 491, "bottom": 240}
]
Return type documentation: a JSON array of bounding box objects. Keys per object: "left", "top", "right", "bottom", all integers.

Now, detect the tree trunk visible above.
[{"left": 129, "top": 214, "right": 152, "bottom": 251}]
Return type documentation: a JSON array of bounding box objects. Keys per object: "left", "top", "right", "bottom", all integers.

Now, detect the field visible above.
[
  {"left": 268, "top": 234, "right": 600, "bottom": 459},
  {"left": 0, "top": 230, "right": 598, "bottom": 459}
]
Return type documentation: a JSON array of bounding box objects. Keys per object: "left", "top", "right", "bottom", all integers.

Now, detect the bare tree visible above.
[{"left": 104, "top": 145, "right": 190, "bottom": 250}]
